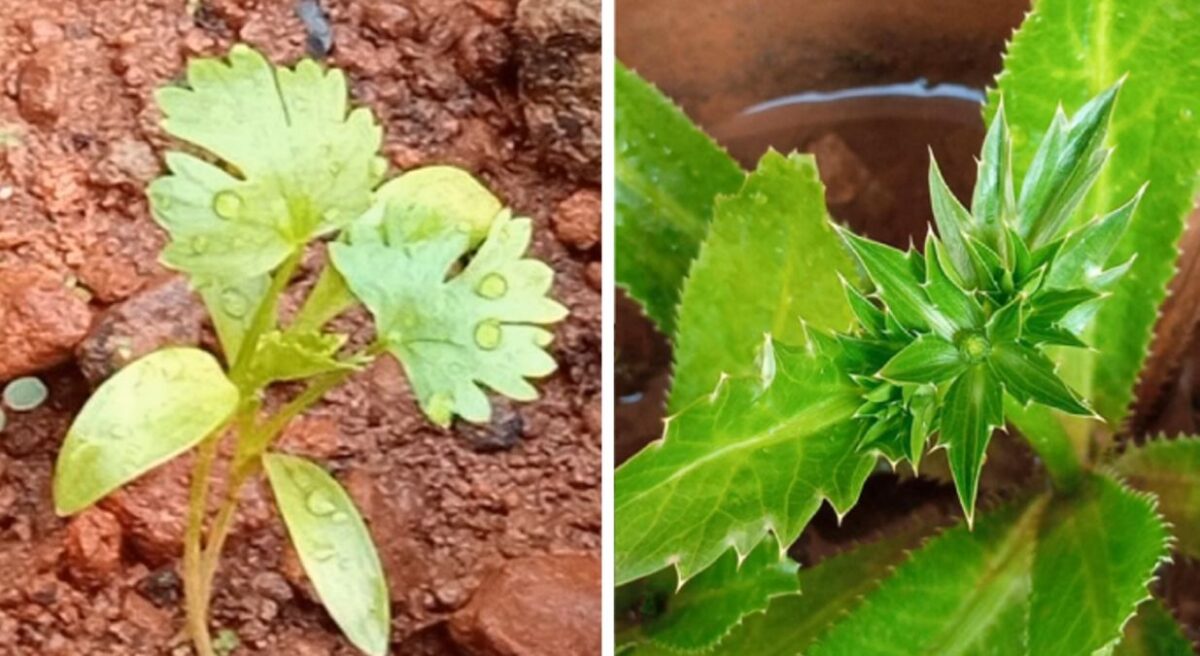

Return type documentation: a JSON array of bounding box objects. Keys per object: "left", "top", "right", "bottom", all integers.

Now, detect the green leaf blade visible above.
[
  {"left": 1114, "top": 598, "right": 1193, "bottom": 656},
  {"left": 263, "top": 453, "right": 390, "bottom": 656},
  {"left": 941, "top": 364, "right": 1004, "bottom": 523},
  {"left": 1114, "top": 436, "right": 1200, "bottom": 558},
  {"left": 615, "top": 61, "right": 744, "bottom": 335},
  {"left": 989, "top": 341, "right": 1092, "bottom": 416},
  {"left": 53, "top": 348, "right": 239, "bottom": 515},
  {"left": 990, "top": 0, "right": 1200, "bottom": 424},
  {"left": 670, "top": 151, "right": 857, "bottom": 409},
  {"left": 878, "top": 334, "right": 965, "bottom": 384},
  {"left": 615, "top": 342, "right": 873, "bottom": 585}
]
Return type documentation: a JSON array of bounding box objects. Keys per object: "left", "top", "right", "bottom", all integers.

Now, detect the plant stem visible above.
[
  {"left": 184, "top": 434, "right": 222, "bottom": 656},
  {"left": 1005, "top": 397, "right": 1083, "bottom": 491},
  {"left": 230, "top": 249, "right": 304, "bottom": 386}
]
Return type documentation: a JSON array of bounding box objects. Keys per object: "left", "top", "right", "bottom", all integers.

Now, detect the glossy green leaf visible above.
[
  {"left": 990, "top": 0, "right": 1200, "bottom": 424},
  {"left": 878, "top": 335, "right": 964, "bottom": 384},
  {"left": 841, "top": 231, "right": 953, "bottom": 338},
  {"left": 972, "top": 102, "right": 1015, "bottom": 249},
  {"left": 929, "top": 157, "right": 985, "bottom": 287},
  {"left": 263, "top": 453, "right": 390, "bottom": 656},
  {"left": 989, "top": 341, "right": 1092, "bottom": 416},
  {"left": 615, "top": 61, "right": 744, "bottom": 335},
  {"left": 1113, "top": 598, "right": 1193, "bottom": 656},
  {"left": 1044, "top": 190, "right": 1141, "bottom": 290},
  {"left": 618, "top": 537, "right": 799, "bottom": 652},
  {"left": 940, "top": 364, "right": 1004, "bottom": 524},
  {"left": 924, "top": 238, "right": 985, "bottom": 333},
  {"left": 54, "top": 348, "right": 239, "bottom": 515},
  {"left": 615, "top": 340, "right": 874, "bottom": 585},
  {"left": 149, "top": 44, "right": 384, "bottom": 281},
  {"left": 1115, "top": 436, "right": 1200, "bottom": 558},
  {"left": 331, "top": 211, "right": 566, "bottom": 426},
  {"left": 809, "top": 474, "right": 1168, "bottom": 656},
  {"left": 670, "top": 151, "right": 857, "bottom": 408}
]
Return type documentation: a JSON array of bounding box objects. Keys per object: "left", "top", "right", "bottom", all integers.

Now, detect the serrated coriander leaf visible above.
[
  {"left": 990, "top": 0, "right": 1200, "bottom": 424},
  {"left": 247, "top": 330, "right": 366, "bottom": 389},
  {"left": 989, "top": 341, "right": 1092, "bottom": 416},
  {"left": 1029, "top": 474, "right": 1169, "bottom": 654},
  {"left": 53, "top": 348, "right": 239, "bottom": 515},
  {"left": 618, "top": 537, "right": 799, "bottom": 653},
  {"left": 810, "top": 499, "right": 1042, "bottom": 656},
  {"left": 670, "top": 151, "right": 857, "bottom": 409},
  {"left": 331, "top": 211, "right": 566, "bottom": 427},
  {"left": 371, "top": 166, "right": 501, "bottom": 247},
  {"left": 196, "top": 275, "right": 269, "bottom": 363},
  {"left": 940, "top": 364, "right": 1003, "bottom": 524},
  {"left": 263, "top": 453, "right": 390, "bottom": 656},
  {"left": 878, "top": 335, "right": 964, "bottom": 384},
  {"left": 615, "top": 341, "right": 873, "bottom": 585},
  {"left": 150, "top": 44, "right": 384, "bottom": 281},
  {"left": 809, "top": 474, "right": 1167, "bottom": 656},
  {"left": 1113, "top": 598, "right": 1193, "bottom": 656},
  {"left": 615, "top": 61, "right": 744, "bottom": 335},
  {"left": 1115, "top": 436, "right": 1200, "bottom": 558}
]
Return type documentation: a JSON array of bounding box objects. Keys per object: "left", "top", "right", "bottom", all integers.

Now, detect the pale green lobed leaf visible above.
[
  {"left": 615, "top": 61, "right": 744, "bottom": 335},
  {"left": 1114, "top": 436, "right": 1200, "bottom": 558},
  {"left": 989, "top": 0, "right": 1200, "bottom": 424},
  {"left": 1113, "top": 598, "right": 1193, "bottom": 656},
  {"left": 615, "top": 340, "right": 874, "bottom": 585},
  {"left": 618, "top": 537, "right": 800, "bottom": 653},
  {"left": 263, "top": 453, "right": 390, "bottom": 656},
  {"left": 53, "top": 348, "right": 239, "bottom": 515},
  {"left": 670, "top": 151, "right": 857, "bottom": 409},
  {"left": 809, "top": 473, "right": 1169, "bottom": 656},
  {"left": 149, "top": 44, "right": 385, "bottom": 281},
  {"left": 331, "top": 211, "right": 566, "bottom": 427},
  {"left": 369, "top": 166, "right": 501, "bottom": 247},
  {"left": 246, "top": 330, "right": 366, "bottom": 389}
]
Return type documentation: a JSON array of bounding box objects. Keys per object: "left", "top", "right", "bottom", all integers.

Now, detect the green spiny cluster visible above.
[{"left": 830, "top": 83, "right": 1138, "bottom": 522}]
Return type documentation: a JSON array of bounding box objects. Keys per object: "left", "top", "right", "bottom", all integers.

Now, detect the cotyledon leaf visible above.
[
  {"left": 807, "top": 473, "right": 1168, "bottom": 656},
  {"left": 331, "top": 211, "right": 567, "bottom": 427},
  {"left": 53, "top": 348, "right": 239, "bottom": 515},
  {"left": 617, "top": 537, "right": 799, "bottom": 653},
  {"left": 615, "top": 338, "right": 874, "bottom": 585},
  {"left": 149, "top": 44, "right": 385, "bottom": 282},
  {"left": 669, "top": 151, "right": 857, "bottom": 409},
  {"left": 263, "top": 453, "right": 390, "bottom": 656},
  {"left": 615, "top": 61, "right": 744, "bottom": 336},
  {"left": 989, "top": 0, "right": 1200, "bottom": 425},
  {"left": 1114, "top": 436, "right": 1200, "bottom": 558},
  {"left": 1113, "top": 598, "right": 1193, "bottom": 656}
]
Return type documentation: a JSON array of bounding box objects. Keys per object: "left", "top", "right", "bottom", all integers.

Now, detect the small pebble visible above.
[{"left": 4, "top": 376, "right": 48, "bottom": 411}]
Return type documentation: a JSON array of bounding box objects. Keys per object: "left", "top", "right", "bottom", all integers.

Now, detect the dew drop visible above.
[
  {"left": 427, "top": 392, "right": 454, "bottom": 426},
  {"left": 306, "top": 489, "right": 337, "bottom": 516},
  {"left": 213, "top": 190, "right": 243, "bottom": 220},
  {"left": 188, "top": 235, "right": 210, "bottom": 255},
  {"left": 310, "top": 541, "right": 336, "bottom": 562},
  {"left": 4, "top": 377, "right": 48, "bottom": 411},
  {"left": 220, "top": 287, "right": 250, "bottom": 319},
  {"left": 476, "top": 273, "right": 507, "bottom": 299},
  {"left": 332, "top": 511, "right": 350, "bottom": 523},
  {"left": 474, "top": 320, "right": 502, "bottom": 350}
]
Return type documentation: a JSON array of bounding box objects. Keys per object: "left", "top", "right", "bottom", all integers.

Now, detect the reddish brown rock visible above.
[
  {"left": 15, "top": 57, "right": 61, "bottom": 127},
  {"left": 277, "top": 416, "right": 344, "bottom": 460},
  {"left": 0, "top": 267, "right": 93, "bottom": 380},
  {"left": 449, "top": 554, "right": 600, "bottom": 656},
  {"left": 75, "top": 275, "right": 205, "bottom": 386},
  {"left": 552, "top": 189, "right": 600, "bottom": 250},
  {"left": 63, "top": 507, "right": 123, "bottom": 590},
  {"left": 515, "top": 0, "right": 601, "bottom": 183},
  {"left": 100, "top": 458, "right": 189, "bottom": 566}
]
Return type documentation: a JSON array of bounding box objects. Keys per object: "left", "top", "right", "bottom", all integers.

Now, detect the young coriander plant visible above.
[{"left": 51, "top": 45, "right": 566, "bottom": 656}]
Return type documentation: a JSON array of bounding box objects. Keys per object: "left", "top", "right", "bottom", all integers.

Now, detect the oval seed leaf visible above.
[
  {"left": 264, "top": 453, "right": 390, "bottom": 656},
  {"left": 53, "top": 348, "right": 239, "bottom": 515}
]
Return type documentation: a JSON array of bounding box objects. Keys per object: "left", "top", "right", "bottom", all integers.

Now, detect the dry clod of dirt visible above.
[
  {"left": 75, "top": 275, "right": 206, "bottom": 387},
  {"left": 515, "top": 0, "right": 601, "bottom": 183},
  {"left": 552, "top": 188, "right": 600, "bottom": 250},
  {"left": 15, "top": 58, "right": 61, "bottom": 127},
  {"left": 63, "top": 506, "right": 124, "bottom": 590},
  {"left": 0, "top": 267, "right": 93, "bottom": 381},
  {"left": 449, "top": 553, "right": 601, "bottom": 656}
]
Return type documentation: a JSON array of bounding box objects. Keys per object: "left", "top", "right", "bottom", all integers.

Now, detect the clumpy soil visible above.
[
  {"left": 0, "top": 0, "right": 600, "bottom": 653},
  {"left": 616, "top": 0, "right": 1200, "bottom": 645}
]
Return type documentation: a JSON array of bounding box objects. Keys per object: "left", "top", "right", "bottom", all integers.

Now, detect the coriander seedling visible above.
[{"left": 52, "top": 45, "right": 566, "bottom": 656}]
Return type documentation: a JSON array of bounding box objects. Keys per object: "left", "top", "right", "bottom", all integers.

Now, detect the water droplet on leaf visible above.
[
  {"left": 306, "top": 489, "right": 337, "bottom": 516},
  {"left": 476, "top": 273, "right": 507, "bottom": 299},
  {"left": 188, "top": 235, "right": 210, "bottom": 255},
  {"left": 4, "top": 377, "right": 48, "bottom": 411},
  {"left": 310, "top": 541, "right": 336, "bottom": 561},
  {"left": 220, "top": 288, "right": 250, "bottom": 319},
  {"left": 213, "top": 190, "right": 243, "bottom": 220},
  {"left": 474, "top": 320, "right": 502, "bottom": 350}
]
